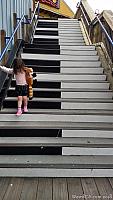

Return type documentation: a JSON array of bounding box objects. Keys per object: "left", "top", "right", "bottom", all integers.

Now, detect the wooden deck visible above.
[{"left": 0, "top": 178, "right": 113, "bottom": 199}]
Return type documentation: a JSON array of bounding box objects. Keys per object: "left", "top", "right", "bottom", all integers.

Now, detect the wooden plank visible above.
[
  {"left": 53, "top": 178, "right": 68, "bottom": 200},
  {"left": 67, "top": 178, "right": 84, "bottom": 200},
  {"left": 0, "top": 178, "right": 10, "bottom": 200},
  {"left": 0, "top": 30, "right": 6, "bottom": 65},
  {"left": 3, "top": 178, "right": 24, "bottom": 200},
  {"left": 36, "top": 178, "right": 52, "bottom": 200},
  {"left": 94, "top": 178, "right": 113, "bottom": 198},
  {"left": 81, "top": 178, "right": 99, "bottom": 199},
  {"left": 108, "top": 178, "right": 113, "bottom": 190},
  {"left": 20, "top": 178, "right": 38, "bottom": 200}
]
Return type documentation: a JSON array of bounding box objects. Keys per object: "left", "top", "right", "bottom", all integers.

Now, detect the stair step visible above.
[
  {"left": 60, "top": 42, "right": 85, "bottom": 46},
  {"left": 0, "top": 137, "right": 112, "bottom": 147},
  {"left": 60, "top": 45, "right": 95, "bottom": 50},
  {"left": 59, "top": 30, "right": 82, "bottom": 33},
  {"left": 58, "top": 18, "right": 79, "bottom": 21},
  {"left": 7, "top": 87, "right": 112, "bottom": 99},
  {"left": 2, "top": 108, "right": 113, "bottom": 116},
  {"left": 5, "top": 97, "right": 113, "bottom": 103},
  {"left": 61, "top": 92, "right": 112, "bottom": 99},
  {"left": 62, "top": 147, "right": 113, "bottom": 155},
  {"left": 1, "top": 114, "right": 113, "bottom": 123},
  {"left": 37, "top": 73, "right": 106, "bottom": 81},
  {"left": 62, "top": 130, "right": 113, "bottom": 138},
  {"left": 0, "top": 155, "right": 113, "bottom": 168},
  {"left": 9, "top": 87, "right": 111, "bottom": 92},
  {"left": 61, "top": 102, "right": 113, "bottom": 110},
  {"left": 0, "top": 155, "right": 113, "bottom": 176},
  {"left": 33, "top": 38, "right": 58, "bottom": 44},
  {"left": 59, "top": 33, "right": 83, "bottom": 37},
  {"left": 36, "top": 27, "right": 58, "bottom": 31},
  {"left": 38, "top": 19, "right": 59, "bottom": 23},
  {"left": 61, "top": 61, "right": 101, "bottom": 67},
  {"left": 61, "top": 67, "right": 103, "bottom": 73},
  {"left": 23, "top": 59, "right": 60, "bottom": 66},
  {"left": 61, "top": 50, "right": 97, "bottom": 55},
  {"left": 23, "top": 48, "right": 60, "bottom": 55},
  {"left": 0, "top": 120, "right": 113, "bottom": 129},
  {"left": 24, "top": 43, "right": 60, "bottom": 49},
  {"left": 21, "top": 53, "right": 99, "bottom": 61},
  {"left": 61, "top": 82, "right": 109, "bottom": 89},
  {"left": 34, "top": 35, "right": 84, "bottom": 41}
]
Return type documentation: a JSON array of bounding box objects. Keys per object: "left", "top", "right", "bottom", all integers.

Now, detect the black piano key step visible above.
[
  {"left": 0, "top": 147, "right": 62, "bottom": 155},
  {"left": 0, "top": 129, "right": 62, "bottom": 137}
]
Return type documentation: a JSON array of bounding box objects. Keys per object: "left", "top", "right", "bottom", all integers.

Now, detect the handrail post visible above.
[
  {"left": 33, "top": 0, "right": 35, "bottom": 11},
  {"left": 21, "top": 22, "right": 25, "bottom": 40},
  {"left": 13, "top": 13, "right": 18, "bottom": 44},
  {"left": 0, "top": 30, "right": 6, "bottom": 65},
  {"left": 25, "top": 15, "right": 29, "bottom": 42},
  {"left": 29, "top": 8, "right": 32, "bottom": 19}
]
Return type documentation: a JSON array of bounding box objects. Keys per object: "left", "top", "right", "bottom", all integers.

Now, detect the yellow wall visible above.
[{"left": 39, "top": 0, "right": 74, "bottom": 18}]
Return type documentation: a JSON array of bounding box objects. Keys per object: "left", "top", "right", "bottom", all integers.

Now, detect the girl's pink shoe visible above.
[
  {"left": 16, "top": 109, "right": 22, "bottom": 116},
  {"left": 24, "top": 107, "right": 28, "bottom": 113}
]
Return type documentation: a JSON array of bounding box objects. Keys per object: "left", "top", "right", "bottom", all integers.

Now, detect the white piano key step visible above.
[
  {"left": 21, "top": 53, "right": 99, "bottom": 61},
  {"left": 61, "top": 92, "right": 112, "bottom": 99},
  {"left": 61, "top": 102, "right": 113, "bottom": 110},
  {"left": 61, "top": 82, "right": 109, "bottom": 89},
  {"left": 61, "top": 50, "right": 97, "bottom": 55},
  {"left": 37, "top": 74, "right": 106, "bottom": 81},
  {"left": 60, "top": 46, "right": 95, "bottom": 50},
  {"left": 62, "top": 147, "right": 113, "bottom": 155},
  {"left": 61, "top": 61, "right": 101, "bottom": 67},
  {"left": 61, "top": 67, "right": 103, "bottom": 74},
  {"left": 62, "top": 130, "right": 113, "bottom": 138}
]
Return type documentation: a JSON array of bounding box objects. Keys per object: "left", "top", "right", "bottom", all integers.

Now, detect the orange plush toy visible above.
[{"left": 24, "top": 67, "right": 33, "bottom": 100}]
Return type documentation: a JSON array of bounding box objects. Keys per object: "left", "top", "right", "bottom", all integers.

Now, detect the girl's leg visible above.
[
  {"left": 16, "top": 96, "right": 22, "bottom": 116},
  {"left": 23, "top": 96, "right": 28, "bottom": 112}
]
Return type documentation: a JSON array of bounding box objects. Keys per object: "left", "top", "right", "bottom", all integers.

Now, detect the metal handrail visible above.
[
  {"left": 78, "top": 1, "right": 113, "bottom": 47},
  {"left": 96, "top": 15, "right": 113, "bottom": 46},
  {"left": 0, "top": 1, "right": 40, "bottom": 62},
  {"left": 79, "top": 4, "right": 90, "bottom": 26},
  {"left": 31, "top": 1, "right": 39, "bottom": 24}
]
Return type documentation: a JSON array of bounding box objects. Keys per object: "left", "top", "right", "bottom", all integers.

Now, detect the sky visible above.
[{"left": 64, "top": 0, "right": 113, "bottom": 13}]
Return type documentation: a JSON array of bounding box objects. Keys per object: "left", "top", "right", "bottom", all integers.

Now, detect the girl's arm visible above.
[{"left": 0, "top": 65, "right": 13, "bottom": 74}]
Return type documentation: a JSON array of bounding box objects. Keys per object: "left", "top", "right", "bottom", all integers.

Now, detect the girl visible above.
[{"left": 0, "top": 58, "right": 29, "bottom": 116}]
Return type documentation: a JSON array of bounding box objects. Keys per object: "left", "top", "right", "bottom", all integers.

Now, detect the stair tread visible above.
[
  {"left": 0, "top": 137, "right": 112, "bottom": 147},
  {"left": 0, "top": 114, "right": 113, "bottom": 123},
  {"left": 9, "top": 87, "right": 112, "bottom": 92},
  {"left": 4, "top": 97, "right": 113, "bottom": 102},
  {"left": 34, "top": 35, "right": 84, "bottom": 40},
  {"left": 21, "top": 53, "right": 99, "bottom": 61},
  {"left": 0, "top": 155, "right": 113, "bottom": 166},
  {"left": 0, "top": 121, "right": 113, "bottom": 129},
  {"left": 1, "top": 108, "right": 113, "bottom": 115}
]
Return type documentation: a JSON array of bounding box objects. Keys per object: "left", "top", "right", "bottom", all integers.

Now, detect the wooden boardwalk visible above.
[{"left": 0, "top": 178, "right": 113, "bottom": 199}]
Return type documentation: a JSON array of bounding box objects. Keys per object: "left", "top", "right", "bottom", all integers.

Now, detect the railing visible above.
[
  {"left": 0, "top": 0, "right": 40, "bottom": 102},
  {"left": 0, "top": 1, "right": 40, "bottom": 64},
  {"left": 76, "top": 0, "right": 113, "bottom": 63}
]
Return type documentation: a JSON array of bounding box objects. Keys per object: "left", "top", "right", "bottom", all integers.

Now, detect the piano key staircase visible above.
[{"left": 0, "top": 18, "right": 113, "bottom": 177}]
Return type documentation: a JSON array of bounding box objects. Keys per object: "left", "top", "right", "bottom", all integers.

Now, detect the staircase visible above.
[{"left": 0, "top": 18, "right": 113, "bottom": 177}]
